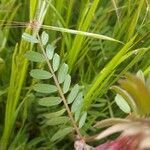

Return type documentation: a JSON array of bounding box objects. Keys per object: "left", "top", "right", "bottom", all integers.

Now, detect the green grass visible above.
[{"left": 0, "top": 0, "right": 149, "bottom": 149}]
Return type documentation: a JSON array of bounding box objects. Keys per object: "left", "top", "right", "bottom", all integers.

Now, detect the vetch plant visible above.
[{"left": 22, "top": 31, "right": 87, "bottom": 142}]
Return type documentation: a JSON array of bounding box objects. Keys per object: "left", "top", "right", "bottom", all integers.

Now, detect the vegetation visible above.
[{"left": 0, "top": 0, "right": 149, "bottom": 149}]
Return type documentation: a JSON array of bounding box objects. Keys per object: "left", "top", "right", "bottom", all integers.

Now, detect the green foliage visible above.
[
  {"left": 63, "top": 74, "right": 71, "bottom": 93},
  {"left": 30, "top": 69, "right": 52, "bottom": 79},
  {"left": 41, "top": 31, "right": 49, "bottom": 45},
  {"left": 24, "top": 51, "right": 45, "bottom": 62},
  {"left": 58, "top": 63, "right": 69, "bottom": 84},
  {"left": 79, "top": 112, "right": 87, "bottom": 128},
  {"left": 22, "top": 33, "right": 39, "bottom": 43},
  {"left": 52, "top": 53, "right": 60, "bottom": 71},
  {"left": 112, "top": 73, "right": 150, "bottom": 115},
  {"left": 0, "top": 0, "right": 149, "bottom": 149},
  {"left": 42, "top": 109, "right": 66, "bottom": 118},
  {"left": 46, "top": 44, "right": 55, "bottom": 60},
  {"left": 114, "top": 94, "right": 131, "bottom": 114},
  {"left": 23, "top": 31, "right": 86, "bottom": 142},
  {"left": 38, "top": 97, "right": 62, "bottom": 107},
  {"left": 33, "top": 84, "right": 57, "bottom": 94},
  {"left": 51, "top": 127, "right": 73, "bottom": 142},
  {"left": 71, "top": 92, "right": 83, "bottom": 113},
  {"left": 67, "top": 84, "right": 80, "bottom": 104}
]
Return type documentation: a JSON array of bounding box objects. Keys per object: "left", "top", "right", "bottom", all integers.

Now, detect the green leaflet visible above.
[
  {"left": 46, "top": 44, "right": 55, "bottom": 60},
  {"left": 38, "top": 97, "right": 62, "bottom": 107},
  {"left": 115, "top": 94, "right": 131, "bottom": 113},
  {"left": 58, "top": 63, "right": 68, "bottom": 84},
  {"left": 51, "top": 127, "right": 73, "bottom": 142},
  {"left": 71, "top": 92, "right": 83, "bottom": 112},
  {"left": 45, "top": 116, "right": 69, "bottom": 126},
  {"left": 67, "top": 84, "right": 79, "bottom": 104},
  {"left": 41, "top": 31, "right": 49, "bottom": 45},
  {"left": 22, "top": 33, "right": 39, "bottom": 43},
  {"left": 136, "top": 70, "right": 145, "bottom": 84},
  {"left": 33, "top": 84, "right": 57, "bottom": 94},
  {"left": 30, "top": 69, "right": 52, "bottom": 79},
  {"left": 79, "top": 112, "right": 87, "bottom": 128},
  {"left": 24, "top": 51, "right": 45, "bottom": 62},
  {"left": 52, "top": 53, "right": 60, "bottom": 71},
  {"left": 43, "top": 109, "right": 66, "bottom": 118},
  {"left": 119, "top": 74, "right": 150, "bottom": 115},
  {"left": 75, "top": 107, "right": 81, "bottom": 122},
  {"left": 111, "top": 86, "right": 137, "bottom": 113},
  {"left": 63, "top": 74, "right": 71, "bottom": 93}
]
